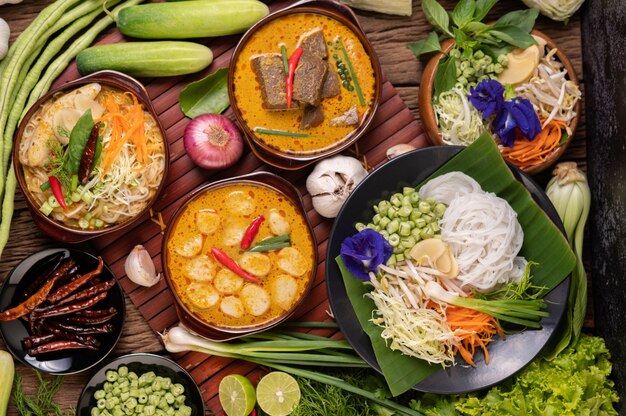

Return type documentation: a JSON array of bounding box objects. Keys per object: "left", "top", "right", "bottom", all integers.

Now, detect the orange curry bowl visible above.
[
  {"left": 161, "top": 172, "right": 318, "bottom": 341},
  {"left": 228, "top": 0, "right": 382, "bottom": 170}
]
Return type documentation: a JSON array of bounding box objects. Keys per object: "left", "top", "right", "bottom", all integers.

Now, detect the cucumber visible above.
[
  {"left": 76, "top": 41, "right": 213, "bottom": 77},
  {"left": 117, "top": 0, "right": 269, "bottom": 39},
  {"left": 0, "top": 350, "right": 14, "bottom": 416}
]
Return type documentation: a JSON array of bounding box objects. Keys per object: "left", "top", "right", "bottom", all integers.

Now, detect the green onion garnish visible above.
[
  {"left": 40, "top": 181, "right": 51, "bottom": 192},
  {"left": 337, "top": 37, "right": 365, "bottom": 107},
  {"left": 257, "top": 234, "right": 290, "bottom": 245},
  {"left": 280, "top": 44, "right": 289, "bottom": 74},
  {"left": 245, "top": 241, "right": 291, "bottom": 253},
  {"left": 255, "top": 128, "right": 311, "bottom": 138}
]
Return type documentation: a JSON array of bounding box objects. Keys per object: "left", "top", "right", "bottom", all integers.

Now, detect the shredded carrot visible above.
[
  {"left": 444, "top": 304, "right": 503, "bottom": 367},
  {"left": 149, "top": 209, "right": 166, "bottom": 234},
  {"left": 500, "top": 119, "right": 567, "bottom": 170}
]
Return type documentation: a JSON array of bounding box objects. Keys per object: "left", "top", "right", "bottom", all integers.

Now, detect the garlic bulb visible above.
[
  {"left": 0, "top": 18, "right": 9, "bottom": 60},
  {"left": 386, "top": 143, "right": 416, "bottom": 160},
  {"left": 125, "top": 245, "right": 161, "bottom": 287},
  {"left": 306, "top": 155, "right": 368, "bottom": 218}
]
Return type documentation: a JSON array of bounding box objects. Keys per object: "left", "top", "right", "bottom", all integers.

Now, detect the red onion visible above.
[{"left": 183, "top": 114, "right": 244, "bottom": 170}]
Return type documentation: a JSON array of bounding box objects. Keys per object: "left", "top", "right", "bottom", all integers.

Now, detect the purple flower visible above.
[
  {"left": 468, "top": 79, "right": 505, "bottom": 120},
  {"left": 340, "top": 229, "right": 392, "bottom": 280},
  {"left": 493, "top": 97, "right": 542, "bottom": 147}
]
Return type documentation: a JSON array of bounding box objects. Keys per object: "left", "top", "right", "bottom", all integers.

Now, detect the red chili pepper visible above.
[
  {"left": 210, "top": 247, "right": 260, "bottom": 283},
  {"left": 249, "top": 409, "right": 257, "bottom": 416},
  {"left": 286, "top": 47, "right": 304, "bottom": 109},
  {"left": 240, "top": 215, "right": 265, "bottom": 250},
  {"left": 48, "top": 176, "right": 67, "bottom": 209}
]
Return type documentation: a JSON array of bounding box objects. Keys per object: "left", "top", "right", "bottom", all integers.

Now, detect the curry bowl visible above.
[
  {"left": 161, "top": 172, "right": 318, "bottom": 340},
  {"left": 419, "top": 30, "right": 581, "bottom": 175},
  {"left": 228, "top": 0, "right": 382, "bottom": 170},
  {"left": 13, "top": 70, "right": 169, "bottom": 243}
]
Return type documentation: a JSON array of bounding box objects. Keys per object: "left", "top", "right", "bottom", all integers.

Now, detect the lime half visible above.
[
  {"left": 219, "top": 374, "right": 256, "bottom": 416},
  {"left": 256, "top": 372, "right": 301, "bottom": 416}
]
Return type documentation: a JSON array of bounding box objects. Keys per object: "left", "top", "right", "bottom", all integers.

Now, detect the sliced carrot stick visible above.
[{"left": 501, "top": 119, "right": 567, "bottom": 170}]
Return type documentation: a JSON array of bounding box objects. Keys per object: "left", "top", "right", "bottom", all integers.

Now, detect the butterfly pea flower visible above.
[
  {"left": 468, "top": 79, "right": 505, "bottom": 120},
  {"left": 494, "top": 97, "right": 542, "bottom": 147},
  {"left": 340, "top": 229, "right": 393, "bottom": 280}
]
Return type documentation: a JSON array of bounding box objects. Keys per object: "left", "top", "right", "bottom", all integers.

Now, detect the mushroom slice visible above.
[
  {"left": 226, "top": 190, "right": 255, "bottom": 216},
  {"left": 186, "top": 282, "right": 219, "bottom": 309},
  {"left": 239, "top": 252, "right": 271, "bottom": 277},
  {"left": 268, "top": 209, "right": 291, "bottom": 235},
  {"left": 196, "top": 210, "right": 221, "bottom": 235},
  {"left": 271, "top": 275, "right": 299, "bottom": 311},
  {"left": 214, "top": 269, "right": 244, "bottom": 294},
  {"left": 184, "top": 257, "right": 216, "bottom": 282},
  {"left": 241, "top": 284, "right": 270, "bottom": 316},
  {"left": 174, "top": 234, "right": 203, "bottom": 257},
  {"left": 52, "top": 108, "right": 82, "bottom": 144},
  {"left": 220, "top": 296, "right": 244, "bottom": 318},
  {"left": 277, "top": 247, "right": 309, "bottom": 277}
]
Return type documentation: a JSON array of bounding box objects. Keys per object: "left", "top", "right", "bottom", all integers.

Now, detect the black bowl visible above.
[
  {"left": 0, "top": 248, "right": 124, "bottom": 375},
  {"left": 76, "top": 353, "right": 205, "bottom": 416},
  {"left": 325, "top": 146, "right": 570, "bottom": 394}
]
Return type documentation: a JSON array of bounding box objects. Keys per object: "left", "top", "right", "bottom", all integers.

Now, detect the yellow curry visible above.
[
  {"left": 233, "top": 12, "right": 376, "bottom": 154},
  {"left": 166, "top": 184, "right": 315, "bottom": 329}
]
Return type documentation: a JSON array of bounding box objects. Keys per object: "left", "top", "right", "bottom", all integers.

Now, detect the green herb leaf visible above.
[
  {"left": 64, "top": 109, "right": 94, "bottom": 175},
  {"left": 464, "top": 21, "right": 489, "bottom": 34},
  {"left": 559, "top": 131, "right": 569, "bottom": 145},
  {"left": 452, "top": 0, "right": 476, "bottom": 28},
  {"left": 473, "top": 0, "right": 499, "bottom": 21},
  {"left": 421, "top": 0, "right": 453, "bottom": 38},
  {"left": 433, "top": 55, "right": 457, "bottom": 96},
  {"left": 453, "top": 27, "right": 470, "bottom": 46},
  {"left": 487, "top": 25, "right": 536, "bottom": 49},
  {"left": 504, "top": 83, "right": 517, "bottom": 100},
  {"left": 495, "top": 8, "right": 539, "bottom": 33},
  {"left": 178, "top": 67, "right": 229, "bottom": 119},
  {"left": 407, "top": 32, "right": 442, "bottom": 57}
]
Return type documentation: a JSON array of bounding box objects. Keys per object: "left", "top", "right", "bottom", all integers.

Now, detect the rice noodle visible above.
[{"left": 418, "top": 172, "right": 483, "bottom": 205}]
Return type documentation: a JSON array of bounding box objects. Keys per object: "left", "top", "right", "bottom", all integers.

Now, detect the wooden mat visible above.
[{"left": 51, "top": 1, "right": 429, "bottom": 412}]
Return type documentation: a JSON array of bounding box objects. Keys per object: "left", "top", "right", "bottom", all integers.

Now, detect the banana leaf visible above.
[{"left": 336, "top": 133, "right": 576, "bottom": 396}]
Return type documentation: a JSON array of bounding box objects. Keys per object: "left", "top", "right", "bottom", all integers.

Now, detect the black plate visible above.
[
  {"left": 325, "top": 146, "right": 570, "bottom": 394},
  {"left": 76, "top": 353, "right": 206, "bottom": 416},
  {"left": 0, "top": 248, "right": 125, "bottom": 375}
]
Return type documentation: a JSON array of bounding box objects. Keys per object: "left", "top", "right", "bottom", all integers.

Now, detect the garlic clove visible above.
[
  {"left": 125, "top": 245, "right": 161, "bottom": 287},
  {"left": 386, "top": 143, "right": 416, "bottom": 160}
]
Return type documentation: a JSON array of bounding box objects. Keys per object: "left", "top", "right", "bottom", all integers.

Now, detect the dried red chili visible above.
[
  {"left": 78, "top": 123, "right": 100, "bottom": 184},
  {"left": 286, "top": 47, "right": 303, "bottom": 109},
  {"left": 240, "top": 215, "right": 265, "bottom": 250},
  {"left": 0, "top": 273, "right": 63, "bottom": 321},
  {"left": 47, "top": 257, "right": 104, "bottom": 304},
  {"left": 210, "top": 247, "right": 260, "bottom": 283}
]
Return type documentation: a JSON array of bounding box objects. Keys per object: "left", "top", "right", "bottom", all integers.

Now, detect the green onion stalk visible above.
[
  {"left": 161, "top": 324, "right": 424, "bottom": 416},
  {"left": 544, "top": 162, "right": 591, "bottom": 358},
  {"left": 0, "top": 0, "right": 145, "bottom": 259}
]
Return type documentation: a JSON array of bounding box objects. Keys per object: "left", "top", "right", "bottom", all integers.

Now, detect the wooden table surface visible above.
[{"left": 0, "top": 1, "right": 587, "bottom": 414}]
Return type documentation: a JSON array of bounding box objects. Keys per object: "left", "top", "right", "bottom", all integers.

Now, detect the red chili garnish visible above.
[
  {"left": 240, "top": 215, "right": 265, "bottom": 250},
  {"left": 286, "top": 47, "right": 304, "bottom": 109},
  {"left": 210, "top": 247, "right": 260, "bottom": 283},
  {"left": 48, "top": 176, "right": 67, "bottom": 209},
  {"left": 249, "top": 409, "right": 257, "bottom": 416}
]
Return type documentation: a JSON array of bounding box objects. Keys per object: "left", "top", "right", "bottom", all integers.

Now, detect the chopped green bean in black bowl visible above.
[{"left": 76, "top": 353, "right": 205, "bottom": 416}]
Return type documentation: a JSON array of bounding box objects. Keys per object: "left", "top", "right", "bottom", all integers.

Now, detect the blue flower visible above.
[
  {"left": 493, "top": 97, "right": 542, "bottom": 147},
  {"left": 468, "top": 79, "right": 505, "bottom": 120},
  {"left": 340, "top": 229, "right": 393, "bottom": 280}
]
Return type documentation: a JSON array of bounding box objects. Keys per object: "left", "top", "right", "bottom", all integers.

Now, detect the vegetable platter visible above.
[{"left": 0, "top": 0, "right": 593, "bottom": 415}]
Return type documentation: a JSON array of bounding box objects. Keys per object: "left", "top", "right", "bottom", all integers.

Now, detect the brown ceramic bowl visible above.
[
  {"left": 13, "top": 70, "right": 169, "bottom": 243},
  {"left": 161, "top": 171, "right": 318, "bottom": 341},
  {"left": 228, "top": 0, "right": 382, "bottom": 170},
  {"left": 419, "top": 30, "right": 581, "bottom": 175}
]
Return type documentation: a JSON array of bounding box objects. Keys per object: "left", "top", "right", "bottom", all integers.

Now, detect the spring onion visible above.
[
  {"left": 161, "top": 325, "right": 423, "bottom": 416},
  {"left": 254, "top": 127, "right": 311, "bottom": 138},
  {"left": 545, "top": 162, "right": 590, "bottom": 357}
]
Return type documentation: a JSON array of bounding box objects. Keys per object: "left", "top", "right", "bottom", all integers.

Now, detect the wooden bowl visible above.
[
  {"left": 161, "top": 171, "right": 318, "bottom": 341},
  {"left": 13, "top": 70, "right": 169, "bottom": 243},
  {"left": 419, "top": 30, "right": 581, "bottom": 175},
  {"left": 228, "top": 0, "right": 382, "bottom": 170}
]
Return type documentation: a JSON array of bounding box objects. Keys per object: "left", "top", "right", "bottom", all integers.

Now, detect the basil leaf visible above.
[
  {"left": 179, "top": 67, "right": 230, "bottom": 119},
  {"left": 452, "top": 0, "right": 476, "bottom": 28},
  {"left": 64, "top": 109, "right": 94, "bottom": 175},
  {"left": 434, "top": 55, "right": 457, "bottom": 96},
  {"left": 407, "top": 32, "right": 442, "bottom": 57},
  {"left": 422, "top": 0, "right": 453, "bottom": 37},
  {"left": 465, "top": 21, "right": 489, "bottom": 34},
  {"left": 488, "top": 25, "right": 536, "bottom": 49},
  {"left": 453, "top": 27, "right": 469, "bottom": 45},
  {"left": 474, "top": 0, "right": 498, "bottom": 21},
  {"left": 496, "top": 8, "right": 538, "bottom": 33}
]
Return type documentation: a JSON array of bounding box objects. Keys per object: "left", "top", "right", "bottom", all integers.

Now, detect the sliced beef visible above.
[
  {"left": 250, "top": 53, "right": 297, "bottom": 110},
  {"left": 293, "top": 51, "right": 327, "bottom": 107},
  {"left": 330, "top": 106, "right": 359, "bottom": 127},
  {"left": 300, "top": 106, "right": 324, "bottom": 130},
  {"left": 322, "top": 63, "right": 341, "bottom": 98},
  {"left": 296, "top": 28, "right": 327, "bottom": 59}
]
